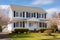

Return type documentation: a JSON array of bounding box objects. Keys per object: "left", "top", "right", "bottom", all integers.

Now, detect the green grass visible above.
[{"left": 9, "top": 33, "right": 55, "bottom": 40}]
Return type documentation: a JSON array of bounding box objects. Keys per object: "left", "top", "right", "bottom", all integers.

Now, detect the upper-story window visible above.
[
  {"left": 16, "top": 12, "right": 18, "bottom": 17},
  {"left": 23, "top": 12, "right": 25, "bottom": 17},
  {"left": 45, "top": 13, "right": 46, "bottom": 18},
  {"left": 37, "top": 13, "right": 38, "bottom": 18},
  {"left": 26, "top": 12, "right": 30, "bottom": 18},
  {"left": 14, "top": 11, "right": 15, "bottom": 17},
  {"left": 26, "top": 12, "right": 28, "bottom": 18},
  {"left": 37, "top": 13, "right": 41, "bottom": 18},
  {"left": 31, "top": 13, "right": 34, "bottom": 17},
  {"left": 13, "top": 11, "right": 19, "bottom": 17},
  {"left": 42, "top": 14, "right": 43, "bottom": 18},
  {"left": 38, "top": 13, "right": 41, "bottom": 18},
  {"left": 20, "top": 12, "right": 22, "bottom": 17},
  {"left": 34, "top": 13, "right": 36, "bottom": 17}
]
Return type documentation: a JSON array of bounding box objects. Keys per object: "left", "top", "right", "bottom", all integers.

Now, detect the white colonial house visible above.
[{"left": 1, "top": 5, "right": 50, "bottom": 33}]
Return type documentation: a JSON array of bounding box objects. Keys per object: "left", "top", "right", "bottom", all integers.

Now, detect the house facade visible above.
[{"left": 2, "top": 5, "right": 49, "bottom": 33}]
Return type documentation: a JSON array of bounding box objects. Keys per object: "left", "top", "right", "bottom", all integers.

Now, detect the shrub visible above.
[
  {"left": 44, "top": 30, "right": 52, "bottom": 36},
  {"left": 39, "top": 28, "right": 53, "bottom": 33},
  {"left": 14, "top": 28, "right": 29, "bottom": 33},
  {"left": 51, "top": 24, "right": 58, "bottom": 33},
  {"left": 39, "top": 28, "right": 48, "bottom": 33}
]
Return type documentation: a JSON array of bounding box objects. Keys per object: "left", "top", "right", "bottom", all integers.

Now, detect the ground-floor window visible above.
[
  {"left": 39, "top": 23, "right": 47, "bottom": 28},
  {"left": 14, "top": 22, "right": 25, "bottom": 28}
]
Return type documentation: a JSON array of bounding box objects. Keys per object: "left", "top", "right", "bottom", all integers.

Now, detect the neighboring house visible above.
[
  {"left": 2, "top": 5, "right": 49, "bottom": 33},
  {"left": 57, "top": 13, "right": 60, "bottom": 30}
]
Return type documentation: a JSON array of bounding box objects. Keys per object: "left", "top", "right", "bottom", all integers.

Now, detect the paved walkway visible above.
[{"left": 0, "top": 32, "right": 12, "bottom": 40}]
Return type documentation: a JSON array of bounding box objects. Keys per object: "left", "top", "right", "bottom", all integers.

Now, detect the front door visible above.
[
  {"left": 29, "top": 22, "right": 38, "bottom": 30},
  {"left": 0, "top": 26, "right": 2, "bottom": 32}
]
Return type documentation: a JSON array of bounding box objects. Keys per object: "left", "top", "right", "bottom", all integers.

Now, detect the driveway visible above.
[{"left": 0, "top": 32, "right": 12, "bottom": 40}]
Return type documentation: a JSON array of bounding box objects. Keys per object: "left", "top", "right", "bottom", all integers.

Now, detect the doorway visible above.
[{"left": 0, "top": 26, "right": 2, "bottom": 32}]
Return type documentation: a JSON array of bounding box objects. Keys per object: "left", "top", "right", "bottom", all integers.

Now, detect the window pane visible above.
[
  {"left": 14, "top": 11, "right": 15, "bottom": 17},
  {"left": 39, "top": 23, "right": 41, "bottom": 27},
  {"left": 23, "top": 22, "right": 25, "bottom": 28},
  {"left": 45, "top": 13, "right": 46, "bottom": 18},
  {"left": 23, "top": 12, "right": 25, "bottom": 17},
  {"left": 15, "top": 22, "right": 19, "bottom": 27},
  {"left": 34, "top": 13, "right": 35, "bottom": 17},
  {"left": 42, "top": 14, "right": 43, "bottom": 18},
  {"left": 31, "top": 13, "right": 33, "bottom": 17},
  {"left": 39, "top": 14, "right": 41, "bottom": 18},
  {"left": 20, "top": 22, "right": 22, "bottom": 27},
  {"left": 45, "top": 23, "right": 47, "bottom": 28},
  {"left": 26, "top": 12, "right": 28, "bottom": 18},
  {"left": 14, "top": 23, "right": 15, "bottom": 27},
  {"left": 20, "top": 12, "right": 22, "bottom": 17},
  {"left": 16, "top": 12, "right": 18, "bottom": 17},
  {"left": 37, "top": 13, "right": 38, "bottom": 18}
]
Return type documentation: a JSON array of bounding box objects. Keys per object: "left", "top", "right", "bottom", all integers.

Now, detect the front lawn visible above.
[{"left": 9, "top": 33, "right": 55, "bottom": 40}]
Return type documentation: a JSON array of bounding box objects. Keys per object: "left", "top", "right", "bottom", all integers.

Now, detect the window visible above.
[
  {"left": 14, "top": 23, "right": 15, "bottom": 27},
  {"left": 26, "top": 12, "right": 28, "bottom": 18},
  {"left": 45, "top": 13, "right": 46, "bottom": 18},
  {"left": 20, "top": 22, "right": 25, "bottom": 28},
  {"left": 42, "top": 14, "right": 43, "bottom": 18},
  {"left": 37, "top": 13, "right": 38, "bottom": 18},
  {"left": 23, "top": 12, "right": 25, "bottom": 17},
  {"left": 26, "top": 12, "right": 30, "bottom": 18},
  {"left": 38, "top": 14, "right": 41, "bottom": 18},
  {"left": 39, "top": 23, "right": 42, "bottom": 27},
  {"left": 45, "top": 23, "right": 47, "bottom": 28},
  {"left": 15, "top": 22, "right": 19, "bottom": 27},
  {"left": 31, "top": 13, "right": 34, "bottom": 17},
  {"left": 20, "top": 12, "right": 22, "bottom": 17},
  {"left": 14, "top": 22, "right": 19, "bottom": 27},
  {"left": 34, "top": 13, "right": 35, "bottom": 17},
  {"left": 20, "top": 22, "right": 23, "bottom": 27},
  {"left": 23, "top": 22, "right": 25, "bottom": 28},
  {"left": 15, "top": 12, "right": 18, "bottom": 17},
  {"left": 43, "top": 23, "right": 44, "bottom": 28},
  {"left": 14, "top": 11, "right": 15, "bottom": 17}
]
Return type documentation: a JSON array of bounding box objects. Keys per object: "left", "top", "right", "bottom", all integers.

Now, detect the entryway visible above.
[
  {"left": 0, "top": 26, "right": 2, "bottom": 32},
  {"left": 29, "top": 22, "right": 39, "bottom": 31}
]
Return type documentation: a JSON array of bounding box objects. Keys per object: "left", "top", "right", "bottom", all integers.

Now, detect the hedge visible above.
[{"left": 14, "top": 28, "right": 29, "bottom": 33}]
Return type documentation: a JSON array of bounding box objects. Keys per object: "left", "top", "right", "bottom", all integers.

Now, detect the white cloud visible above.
[
  {"left": 46, "top": 8, "right": 60, "bottom": 18},
  {"left": 0, "top": 5, "right": 10, "bottom": 16},
  {"left": 0, "top": 5, "right": 10, "bottom": 9},
  {"left": 46, "top": 8, "right": 60, "bottom": 14},
  {"left": 32, "top": 0, "right": 53, "bottom": 5}
]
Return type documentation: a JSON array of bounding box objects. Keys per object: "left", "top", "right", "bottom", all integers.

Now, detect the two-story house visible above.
[{"left": 2, "top": 5, "right": 49, "bottom": 33}]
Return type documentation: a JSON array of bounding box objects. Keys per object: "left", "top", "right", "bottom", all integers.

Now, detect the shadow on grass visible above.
[{"left": 9, "top": 33, "right": 34, "bottom": 38}]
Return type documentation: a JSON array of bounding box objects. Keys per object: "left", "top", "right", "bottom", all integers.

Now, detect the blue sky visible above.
[
  {"left": 0, "top": 0, "right": 60, "bottom": 9},
  {"left": 0, "top": 0, "right": 60, "bottom": 17}
]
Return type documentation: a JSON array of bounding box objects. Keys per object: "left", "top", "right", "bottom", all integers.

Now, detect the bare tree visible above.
[
  {"left": 0, "top": 12, "right": 10, "bottom": 26},
  {"left": 47, "top": 17, "right": 58, "bottom": 32},
  {"left": 51, "top": 12, "right": 57, "bottom": 18}
]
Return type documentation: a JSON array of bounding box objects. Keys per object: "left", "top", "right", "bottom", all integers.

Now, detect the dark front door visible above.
[{"left": 0, "top": 26, "right": 2, "bottom": 32}]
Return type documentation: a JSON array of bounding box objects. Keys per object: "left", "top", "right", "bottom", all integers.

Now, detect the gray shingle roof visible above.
[{"left": 11, "top": 5, "right": 47, "bottom": 14}]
